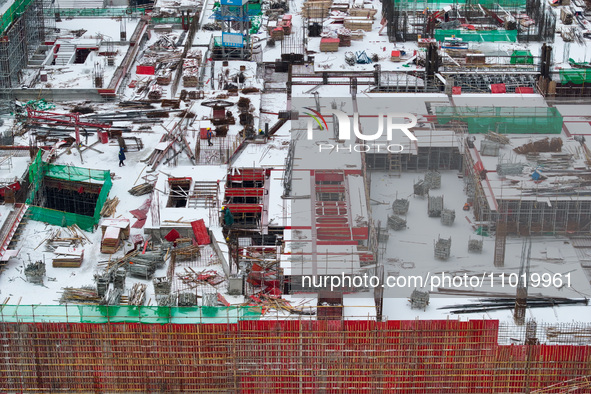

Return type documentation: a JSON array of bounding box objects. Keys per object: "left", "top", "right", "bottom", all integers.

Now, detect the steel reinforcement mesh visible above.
[{"left": 1, "top": 319, "right": 590, "bottom": 392}]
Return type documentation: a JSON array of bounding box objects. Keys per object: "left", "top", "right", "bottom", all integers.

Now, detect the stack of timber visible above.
[
  {"left": 60, "top": 286, "right": 101, "bottom": 304},
  {"left": 320, "top": 38, "right": 340, "bottom": 52},
  {"left": 101, "top": 227, "right": 121, "bottom": 254},
  {"left": 101, "top": 197, "right": 120, "bottom": 217},
  {"left": 302, "top": 0, "right": 332, "bottom": 18},
  {"left": 52, "top": 247, "right": 85, "bottom": 268},
  {"left": 343, "top": 17, "right": 373, "bottom": 31},
  {"left": 129, "top": 182, "right": 154, "bottom": 196}
]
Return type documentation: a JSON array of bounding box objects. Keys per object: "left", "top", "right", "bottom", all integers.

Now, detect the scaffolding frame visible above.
[
  {"left": 463, "top": 140, "right": 591, "bottom": 236},
  {"left": 0, "top": 0, "right": 45, "bottom": 89}
]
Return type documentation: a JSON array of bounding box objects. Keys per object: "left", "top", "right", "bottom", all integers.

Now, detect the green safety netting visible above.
[
  {"left": 435, "top": 29, "right": 517, "bottom": 42},
  {"left": 510, "top": 50, "right": 533, "bottom": 64},
  {"left": 150, "top": 17, "right": 183, "bottom": 24},
  {"left": 436, "top": 107, "right": 563, "bottom": 134},
  {"left": 560, "top": 68, "right": 591, "bottom": 85},
  {"left": 392, "top": 0, "right": 526, "bottom": 9},
  {"left": 42, "top": 7, "right": 145, "bottom": 18},
  {"left": 25, "top": 150, "right": 112, "bottom": 232},
  {"left": 1, "top": 0, "right": 36, "bottom": 35},
  {"left": 0, "top": 305, "right": 261, "bottom": 324},
  {"left": 24, "top": 99, "right": 55, "bottom": 111}
]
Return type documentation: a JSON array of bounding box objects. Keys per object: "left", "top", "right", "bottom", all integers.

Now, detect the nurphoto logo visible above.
[{"left": 303, "top": 107, "right": 418, "bottom": 153}]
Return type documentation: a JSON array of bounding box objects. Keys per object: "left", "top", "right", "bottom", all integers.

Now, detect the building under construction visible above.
[
  {"left": 0, "top": 0, "right": 45, "bottom": 90},
  {"left": 1, "top": 0, "right": 591, "bottom": 390}
]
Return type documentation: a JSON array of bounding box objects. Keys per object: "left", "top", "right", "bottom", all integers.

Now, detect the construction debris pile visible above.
[
  {"left": 514, "top": 137, "right": 563, "bottom": 155},
  {"left": 41, "top": 225, "right": 92, "bottom": 251},
  {"left": 60, "top": 286, "right": 101, "bottom": 304}
]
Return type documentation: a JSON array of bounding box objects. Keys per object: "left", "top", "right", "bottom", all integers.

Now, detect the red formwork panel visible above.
[
  {"left": 136, "top": 65, "right": 155, "bottom": 75},
  {"left": 490, "top": 83, "right": 506, "bottom": 93},
  {"left": 191, "top": 219, "right": 211, "bottom": 245}
]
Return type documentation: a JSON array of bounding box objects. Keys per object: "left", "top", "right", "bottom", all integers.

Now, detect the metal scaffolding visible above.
[{"left": 0, "top": 0, "right": 45, "bottom": 89}]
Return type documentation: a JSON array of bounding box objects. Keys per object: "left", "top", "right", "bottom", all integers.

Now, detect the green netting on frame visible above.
[
  {"left": 436, "top": 107, "right": 563, "bottom": 134},
  {"left": 25, "top": 150, "right": 112, "bottom": 232},
  {"left": 435, "top": 29, "right": 518, "bottom": 42},
  {"left": 0, "top": 305, "right": 262, "bottom": 324},
  {"left": 510, "top": 50, "right": 533, "bottom": 64},
  {"left": 392, "top": 0, "right": 526, "bottom": 9},
  {"left": 42, "top": 7, "right": 146, "bottom": 18},
  {"left": 0, "top": 0, "right": 36, "bottom": 36},
  {"left": 150, "top": 17, "right": 183, "bottom": 24},
  {"left": 560, "top": 69, "right": 591, "bottom": 85}
]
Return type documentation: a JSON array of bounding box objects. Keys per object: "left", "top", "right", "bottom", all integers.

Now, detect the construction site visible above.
[{"left": 1, "top": 0, "right": 591, "bottom": 390}]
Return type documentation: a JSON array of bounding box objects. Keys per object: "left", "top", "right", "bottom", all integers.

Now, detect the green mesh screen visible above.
[
  {"left": 0, "top": 0, "right": 35, "bottom": 36},
  {"left": 436, "top": 107, "right": 563, "bottom": 134},
  {"left": 560, "top": 69, "right": 591, "bottom": 85},
  {"left": 510, "top": 50, "right": 533, "bottom": 64},
  {"left": 392, "top": 0, "right": 526, "bottom": 9},
  {"left": 26, "top": 150, "right": 112, "bottom": 232},
  {"left": 150, "top": 17, "right": 183, "bottom": 24},
  {"left": 0, "top": 305, "right": 261, "bottom": 324},
  {"left": 435, "top": 29, "right": 518, "bottom": 42},
  {"left": 43, "top": 7, "right": 145, "bottom": 18}
]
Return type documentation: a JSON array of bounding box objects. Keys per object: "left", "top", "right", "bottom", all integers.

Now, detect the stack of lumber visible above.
[
  {"left": 52, "top": 247, "right": 84, "bottom": 268},
  {"left": 101, "top": 218, "right": 130, "bottom": 240},
  {"left": 128, "top": 182, "right": 154, "bottom": 196},
  {"left": 350, "top": 29, "right": 364, "bottom": 40},
  {"left": 101, "top": 226, "right": 121, "bottom": 254},
  {"left": 182, "top": 59, "right": 200, "bottom": 87},
  {"left": 60, "top": 286, "right": 101, "bottom": 304},
  {"left": 302, "top": 0, "right": 332, "bottom": 18},
  {"left": 349, "top": 6, "right": 377, "bottom": 18},
  {"left": 320, "top": 37, "right": 340, "bottom": 52},
  {"left": 279, "top": 14, "right": 292, "bottom": 35},
  {"left": 156, "top": 71, "right": 172, "bottom": 86},
  {"left": 101, "top": 197, "right": 120, "bottom": 217},
  {"left": 271, "top": 27, "right": 285, "bottom": 41},
  {"left": 42, "top": 225, "right": 92, "bottom": 251},
  {"left": 344, "top": 17, "right": 373, "bottom": 31},
  {"left": 337, "top": 28, "right": 352, "bottom": 46},
  {"left": 148, "top": 85, "right": 163, "bottom": 100},
  {"left": 485, "top": 131, "right": 510, "bottom": 145},
  {"left": 514, "top": 137, "right": 562, "bottom": 154}
]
